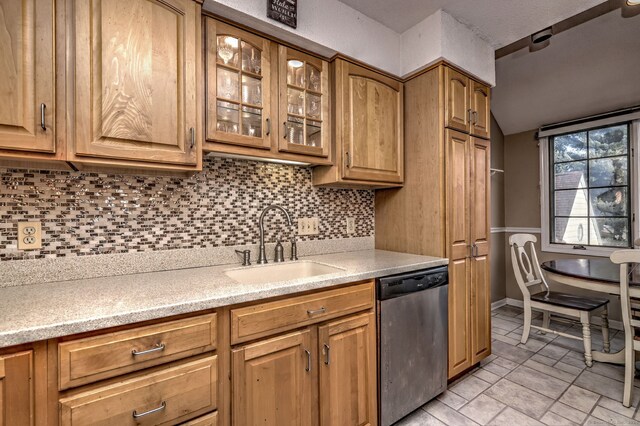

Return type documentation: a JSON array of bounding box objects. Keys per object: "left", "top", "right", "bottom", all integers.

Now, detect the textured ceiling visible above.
[
  {"left": 492, "top": 9, "right": 640, "bottom": 135},
  {"left": 337, "top": 0, "right": 604, "bottom": 47}
]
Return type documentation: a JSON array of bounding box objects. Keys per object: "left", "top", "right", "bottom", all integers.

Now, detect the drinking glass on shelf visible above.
[{"left": 217, "top": 36, "right": 239, "bottom": 66}]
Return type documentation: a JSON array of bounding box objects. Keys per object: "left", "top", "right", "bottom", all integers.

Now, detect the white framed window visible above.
[{"left": 539, "top": 116, "right": 640, "bottom": 257}]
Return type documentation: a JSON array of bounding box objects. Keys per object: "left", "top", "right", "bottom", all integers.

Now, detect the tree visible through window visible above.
[{"left": 551, "top": 123, "right": 631, "bottom": 248}]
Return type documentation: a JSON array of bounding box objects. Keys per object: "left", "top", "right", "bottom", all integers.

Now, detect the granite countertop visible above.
[{"left": 0, "top": 249, "right": 447, "bottom": 348}]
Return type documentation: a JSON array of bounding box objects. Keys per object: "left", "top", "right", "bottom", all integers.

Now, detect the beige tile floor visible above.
[{"left": 395, "top": 305, "right": 640, "bottom": 426}]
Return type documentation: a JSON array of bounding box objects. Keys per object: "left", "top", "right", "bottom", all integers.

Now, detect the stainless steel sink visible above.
[{"left": 225, "top": 261, "right": 344, "bottom": 284}]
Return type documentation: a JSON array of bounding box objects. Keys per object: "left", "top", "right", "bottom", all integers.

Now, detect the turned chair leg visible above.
[
  {"left": 541, "top": 311, "right": 551, "bottom": 335},
  {"left": 521, "top": 303, "right": 532, "bottom": 344},
  {"left": 580, "top": 311, "right": 593, "bottom": 367},
  {"left": 601, "top": 305, "right": 610, "bottom": 353}
]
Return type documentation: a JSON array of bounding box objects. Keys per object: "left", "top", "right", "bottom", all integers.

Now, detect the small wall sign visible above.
[{"left": 267, "top": 0, "right": 297, "bottom": 29}]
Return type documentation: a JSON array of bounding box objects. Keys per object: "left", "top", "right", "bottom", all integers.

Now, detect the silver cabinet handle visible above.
[
  {"left": 131, "top": 343, "right": 165, "bottom": 356},
  {"left": 266, "top": 118, "right": 271, "bottom": 136},
  {"left": 189, "top": 127, "right": 195, "bottom": 149},
  {"left": 472, "top": 244, "right": 478, "bottom": 257},
  {"left": 323, "top": 344, "right": 330, "bottom": 365},
  {"left": 307, "top": 307, "right": 326, "bottom": 316},
  {"left": 283, "top": 122, "right": 288, "bottom": 139},
  {"left": 473, "top": 111, "right": 478, "bottom": 125},
  {"left": 345, "top": 151, "right": 351, "bottom": 168},
  {"left": 40, "top": 103, "right": 46, "bottom": 130},
  {"left": 132, "top": 401, "right": 166, "bottom": 419},
  {"left": 467, "top": 108, "right": 473, "bottom": 124},
  {"left": 305, "top": 349, "right": 311, "bottom": 372}
]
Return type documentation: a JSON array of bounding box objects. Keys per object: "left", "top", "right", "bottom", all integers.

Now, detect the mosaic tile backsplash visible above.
[{"left": 0, "top": 157, "right": 374, "bottom": 261}]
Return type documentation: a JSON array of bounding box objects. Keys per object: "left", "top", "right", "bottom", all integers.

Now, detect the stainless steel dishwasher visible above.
[{"left": 377, "top": 266, "right": 449, "bottom": 426}]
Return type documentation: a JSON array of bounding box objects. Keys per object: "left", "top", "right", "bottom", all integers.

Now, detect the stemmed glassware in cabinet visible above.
[
  {"left": 215, "top": 32, "right": 264, "bottom": 139},
  {"left": 285, "top": 59, "right": 323, "bottom": 148}
]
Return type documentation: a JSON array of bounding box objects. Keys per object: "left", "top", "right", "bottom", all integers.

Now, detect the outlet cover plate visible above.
[
  {"left": 18, "top": 222, "right": 42, "bottom": 250},
  {"left": 346, "top": 217, "right": 355, "bottom": 234}
]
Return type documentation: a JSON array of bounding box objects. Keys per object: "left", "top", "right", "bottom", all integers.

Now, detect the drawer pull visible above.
[
  {"left": 307, "top": 307, "right": 326, "bottom": 316},
  {"left": 131, "top": 343, "right": 165, "bottom": 356},
  {"left": 132, "top": 401, "right": 166, "bottom": 419}
]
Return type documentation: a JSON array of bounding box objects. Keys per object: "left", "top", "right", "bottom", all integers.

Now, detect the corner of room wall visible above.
[{"left": 438, "top": 11, "right": 496, "bottom": 86}]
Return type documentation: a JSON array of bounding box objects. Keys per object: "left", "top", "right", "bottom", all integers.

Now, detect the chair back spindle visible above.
[{"left": 509, "top": 234, "right": 550, "bottom": 299}]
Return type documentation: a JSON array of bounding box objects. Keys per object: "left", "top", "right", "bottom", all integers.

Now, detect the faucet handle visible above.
[
  {"left": 274, "top": 240, "right": 285, "bottom": 263},
  {"left": 290, "top": 238, "right": 298, "bottom": 261},
  {"left": 235, "top": 249, "right": 251, "bottom": 266}
]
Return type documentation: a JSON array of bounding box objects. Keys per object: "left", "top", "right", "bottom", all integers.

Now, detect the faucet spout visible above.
[{"left": 258, "top": 205, "right": 293, "bottom": 264}]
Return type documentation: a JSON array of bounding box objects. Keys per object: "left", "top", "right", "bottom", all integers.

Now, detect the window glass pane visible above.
[
  {"left": 554, "top": 217, "right": 588, "bottom": 245},
  {"left": 589, "top": 125, "right": 628, "bottom": 158},
  {"left": 589, "top": 187, "right": 628, "bottom": 217},
  {"left": 554, "top": 189, "right": 589, "bottom": 217},
  {"left": 554, "top": 132, "right": 587, "bottom": 162},
  {"left": 591, "top": 218, "right": 629, "bottom": 247},
  {"left": 217, "top": 68, "right": 239, "bottom": 101},
  {"left": 241, "top": 106, "right": 262, "bottom": 138},
  {"left": 588, "top": 157, "right": 627, "bottom": 187},
  {"left": 554, "top": 161, "right": 586, "bottom": 189},
  {"left": 550, "top": 123, "right": 632, "bottom": 250}
]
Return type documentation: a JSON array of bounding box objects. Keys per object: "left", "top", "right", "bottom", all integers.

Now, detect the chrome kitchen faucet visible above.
[{"left": 257, "top": 205, "right": 293, "bottom": 264}]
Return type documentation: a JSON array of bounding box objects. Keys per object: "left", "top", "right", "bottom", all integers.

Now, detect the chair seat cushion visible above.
[{"left": 530, "top": 291, "right": 609, "bottom": 311}]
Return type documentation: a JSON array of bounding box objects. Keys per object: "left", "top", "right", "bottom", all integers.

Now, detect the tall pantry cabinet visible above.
[{"left": 375, "top": 64, "right": 491, "bottom": 378}]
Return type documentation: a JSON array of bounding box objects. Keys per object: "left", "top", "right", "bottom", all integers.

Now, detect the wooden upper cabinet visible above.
[
  {"left": 314, "top": 59, "right": 403, "bottom": 187},
  {"left": 205, "top": 19, "right": 272, "bottom": 150},
  {"left": 278, "top": 46, "right": 330, "bottom": 158},
  {"left": 340, "top": 60, "right": 403, "bottom": 184},
  {"left": 0, "top": 0, "right": 55, "bottom": 154},
  {"left": 232, "top": 329, "right": 314, "bottom": 426},
  {"left": 471, "top": 81, "right": 491, "bottom": 139},
  {"left": 0, "top": 351, "right": 34, "bottom": 426},
  {"left": 444, "top": 67, "right": 470, "bottom": 134},
  {"left": 318, "top": 313, "right": 377, "bottom": 426},
  {"left": 68, "top": 0, "right": 201, "bottom": 169}
]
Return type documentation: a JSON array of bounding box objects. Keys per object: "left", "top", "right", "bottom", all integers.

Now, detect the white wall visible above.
[{"left": 204, "top": 1, "right": 496, "bottom": 85}]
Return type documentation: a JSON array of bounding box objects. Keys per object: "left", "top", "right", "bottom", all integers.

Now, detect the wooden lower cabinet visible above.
[
  {"left": 232, "top": 303, "right": 377, "bottom": 426},
  {"left": 0, "top": 350, "right": 35, "bottom": 426},
  {"left": 232, "top": 329, "right": 314, "bottom": 426},
  {"left": 59, "top": 355, "right": 217, "bottom": 426},
  {"left": 471, "top": 255, "right": 491, "bottom": 363},
  {"left": 447, "top": 258, "right": 472, "bottom": 377},
  {"left": 181, "top": 411, "right": 218, "bottom": 425},
  {"left": 318, "top": 312, "right": 376, "bottom": 426}
]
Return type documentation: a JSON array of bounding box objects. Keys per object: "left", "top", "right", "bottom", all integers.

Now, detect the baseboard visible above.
[
  {"left": 491, "top": 298, "right": 507, "bottom": 310},
  {"left": 505, "top": 298, "right": 524, "bottom": 308},
  {"left": 504, "top": 298, "right": 623, "bottom": 331}
]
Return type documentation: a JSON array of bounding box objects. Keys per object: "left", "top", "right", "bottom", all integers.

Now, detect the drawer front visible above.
[
  {"left": 59, "top": 355, "right": 217, "bottom": 426},
  {"left": 231, "top": 281, "right": 374, "bottom": 344},
  {"left": 181, "top": 411, "right": 217, "bottom": 425},
  {"left": 59, "top": 313, "right": 217, "bottom": 390}
]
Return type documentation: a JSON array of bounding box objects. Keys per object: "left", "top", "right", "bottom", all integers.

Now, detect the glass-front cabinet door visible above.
[
  {"left": 206, "top": 20, "right": 272, "bottom": 149},
  {"left": 278, "top": 47, "right": 330, "bottom": 158}
]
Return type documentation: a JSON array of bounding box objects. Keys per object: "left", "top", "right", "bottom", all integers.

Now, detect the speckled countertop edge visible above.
[{"left": 0, "top": 250, "right": 448, "bottom": 348}]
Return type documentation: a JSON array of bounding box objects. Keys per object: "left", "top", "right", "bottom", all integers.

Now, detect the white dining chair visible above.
[
  {"left": 610, "top": 249, "right": 640, "bottom": 407},
  {"left": 509, "top": 234, "right": 610, "bottom": 367}
]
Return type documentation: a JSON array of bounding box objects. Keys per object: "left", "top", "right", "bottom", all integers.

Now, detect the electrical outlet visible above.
[
  {"left": 346, "top": 217, "right": 355, "bottom": 234},
  {"left": 18, "top": 222, "right": 42, "bottom": 250}
]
